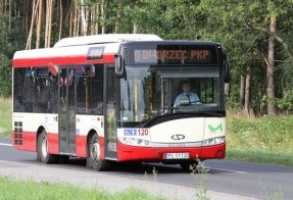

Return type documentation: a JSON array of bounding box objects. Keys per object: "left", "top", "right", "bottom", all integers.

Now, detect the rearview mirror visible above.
[{"left": 115, "top": 55, "right": 125, "bottom": 78}]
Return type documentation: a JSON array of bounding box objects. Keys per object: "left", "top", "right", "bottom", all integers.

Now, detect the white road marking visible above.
[
  {"left": 0, "top": 143, "right": 12, "bottom": 147},
  {"left": 208, "top": 167, "right": 248, "bottom": 174}
]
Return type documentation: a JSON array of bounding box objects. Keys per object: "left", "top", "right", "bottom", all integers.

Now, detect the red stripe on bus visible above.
[
  {"left": 12, "top": 131, "right": 59, "bottom": 154},
  {"left": 12, "top": 131, "right": 37, "bottom": 152},
  {"left": 200, "top": 143, "right": 226, "bottom": 159},
  {"left": 76, "top": 135, "right": 87, "bottom": 157},
  {"left": 13, "top": 54, "right": 115, "bottom": 68},
  {"left": 47, "top": 133, "right": 59, "bottom": 154},
  {"left": 117, "top": 141, "right": 225, "bottom": 162},
  {"left": 98, "top": 136, "right": 105, "bottom": 159}
]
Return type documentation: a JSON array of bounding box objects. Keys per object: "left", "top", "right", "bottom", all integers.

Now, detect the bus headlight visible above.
[
  {"left": 119, "top": 137, "right": 150, "bottom": 147},
  {"left": 202, "top": 136, "right": 225, "bottom": 146}
]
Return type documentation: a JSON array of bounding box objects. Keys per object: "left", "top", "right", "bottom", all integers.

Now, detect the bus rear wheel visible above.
[
  {"left": 86, "top": 133, "right": 109, "bottom": 171},
  {"left": 37, "top": 130, "right": 59, "bottom": 164}
]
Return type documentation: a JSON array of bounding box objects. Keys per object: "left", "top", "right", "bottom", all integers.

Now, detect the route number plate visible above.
[{"left": 165, "top": 153, "right": 189, "bottom": 159}]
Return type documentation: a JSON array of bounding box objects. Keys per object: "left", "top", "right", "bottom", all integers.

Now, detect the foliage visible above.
[
  {"left": 276, "top": 91, "right": 293, "bottom": 114},
  {"left": 0, "top": 14, "right": 25, "bottom": 97},
  {"left": 1, "top": 1, "right": 293, "bottom": 113}
]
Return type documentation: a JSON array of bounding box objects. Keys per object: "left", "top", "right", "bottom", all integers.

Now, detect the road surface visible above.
[{"left": 1, "top": 137, "right": 292, "bottom": 200}]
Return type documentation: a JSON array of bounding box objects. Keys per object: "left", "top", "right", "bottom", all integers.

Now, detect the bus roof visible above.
[
  {"left": 12, "top": 35, "right": 221, "bottom": 68},
  {"left": 54, "top": 34, "right": 163, "bottom": 47}
]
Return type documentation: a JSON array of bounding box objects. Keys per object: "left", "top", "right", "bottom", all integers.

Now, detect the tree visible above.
[{"left": 193, "top": 0, "right": 293, "bottom": 115}]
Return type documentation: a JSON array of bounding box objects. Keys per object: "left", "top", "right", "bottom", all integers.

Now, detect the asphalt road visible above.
[{"left": 1, "top": 137, "right": 293, "bottom": 200}]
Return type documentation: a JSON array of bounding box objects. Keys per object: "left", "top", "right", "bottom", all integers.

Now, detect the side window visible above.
[
  {"left": 76, "top": 64, "right": 104, "bottom": 114},
  {"left": 106, "top": 67, "right": 116, "bottom": 102},
  {"left": 13, "top": 68, "right": 27, "bottom": 112},
  {"left": 13, "top": 67, "right": 57, "bottom": 113}
]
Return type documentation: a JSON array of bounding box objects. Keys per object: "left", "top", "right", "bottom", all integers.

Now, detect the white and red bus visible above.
[{"left": 12, "top": 34, "right": 230, "bottom": 170}]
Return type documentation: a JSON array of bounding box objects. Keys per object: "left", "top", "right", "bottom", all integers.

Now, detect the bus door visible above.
[
  {"left": 103, "top": 65, "right": 118, "bottom": 159},
  {"left": 58, "top": 67, "right": 76, "bottom": 154}
]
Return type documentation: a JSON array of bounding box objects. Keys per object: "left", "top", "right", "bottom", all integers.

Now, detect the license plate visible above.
[{"left": 165, "top": 153, "right": 189, "bottom": 159}]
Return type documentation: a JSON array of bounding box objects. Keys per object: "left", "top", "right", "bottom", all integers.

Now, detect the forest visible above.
[{"left": 0, "top": 0, "right": 293, "bottom": 116}]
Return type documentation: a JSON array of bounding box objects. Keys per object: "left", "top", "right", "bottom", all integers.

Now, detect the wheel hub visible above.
[
  {"left": 91, "top": 142, "right": 101, "bottom": 162},
  {"left": 41, "top": 137, "right": 48, "bottom": 158}
]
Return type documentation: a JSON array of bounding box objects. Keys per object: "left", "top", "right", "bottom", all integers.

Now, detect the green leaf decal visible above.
[{"left": 208, "top": 124, "right": 223, "bottom": 133}]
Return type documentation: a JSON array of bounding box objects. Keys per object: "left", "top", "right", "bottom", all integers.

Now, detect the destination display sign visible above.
[
  {"left": 87, "top": 46, "right": 104, "bottom": 60},
  {"left": 129, "top": 45, "right": 216, "bottom": 64}
]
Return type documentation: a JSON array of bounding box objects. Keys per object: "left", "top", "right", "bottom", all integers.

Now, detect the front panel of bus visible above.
[{"left": 115, "top": 42, "right": 226, "bottom": 162}]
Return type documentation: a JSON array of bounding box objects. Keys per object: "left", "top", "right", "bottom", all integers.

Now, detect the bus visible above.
[{"left": 12, "top": 34, "right": 230, "bottom": 171}]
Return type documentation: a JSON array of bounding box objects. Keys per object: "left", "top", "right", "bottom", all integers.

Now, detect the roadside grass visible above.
[
  {"left": 0, "top": 98, "right": 11, "bottom": 138},
  {"left": 226, "top": 150, "right": 293, "bottom": 166},
  {"left": 226, "top": 108, "right": 293, "bottom": 166},
  {"left": 0, "top": 176, "right": 166, "bottom": 200}
]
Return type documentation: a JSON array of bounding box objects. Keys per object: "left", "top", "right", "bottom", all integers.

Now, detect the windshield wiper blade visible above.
[{"left": 196, "top": 111, "right": 225, "bottom": 117}]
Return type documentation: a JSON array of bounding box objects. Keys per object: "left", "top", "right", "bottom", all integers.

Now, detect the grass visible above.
[
  {"left": 1, "top": 98, "right": 293, "bottom": 166},
  {"left": 0, "top": 98, "right": 11, "bottom": 138},
  {"left": 0, "top": 176, "right": 166, "bottom": 200},
  {"left": 226, "top": 108, "right": 293, "bottom": 166},
  {"left": 226, "top": 150, "right": 293, "bottom": 166}
]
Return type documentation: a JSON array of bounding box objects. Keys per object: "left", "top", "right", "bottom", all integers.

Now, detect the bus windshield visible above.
[{"left": 119, "top": 65, "right": 224, "bottom": 126}]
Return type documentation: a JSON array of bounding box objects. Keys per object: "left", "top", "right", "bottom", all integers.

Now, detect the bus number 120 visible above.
[{"left": 138, "top": 129, "right": 148, "bottom": 136}]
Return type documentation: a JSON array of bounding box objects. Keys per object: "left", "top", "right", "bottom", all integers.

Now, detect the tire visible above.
[
  {"left": 86, "top": 133, "right": 109, "bottom": 171},
  {"left": 37, "top": 130, "right": 59, "bottom": 164}
]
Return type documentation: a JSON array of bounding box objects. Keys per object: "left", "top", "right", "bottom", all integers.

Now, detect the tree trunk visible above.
[
  {"left": 239, "top": 74, "right": 245, "bottom": 108},
  {"left": 86, "top": 8, "right": 89, "bottom": 34},
  {"left": 224, "top": 83, "right": 230, "bottom": 96},
  {"left": 80, "top": 0, "right": 87, "bottom": 36},
  {"left": 133, "top": 23, "right": 137, "bottom": 33},
  {"left": 8, "top": 0, "right": 12, "bottom": 31},
  {"left": 101, "top": 0, "right": 105, "bottom": 34},
  {"left": 58, "top": 0, "right": 63, "bottom": 40},
  {"left": 44, "top": 0, "right": 54, "bottom": 47},
  {"left": 266, "top": 11, "right": 277, "bottom": 115},
  {"left": 114, "top": 0, "right": 121, "bottom": 33},
  {"left": 94, "top": 3, "right": 99, "bottom": 34},
  {"left": 48, "top": 0, "right": 54, "bottom": 47},
  {"left": 68, "top": 2, "right": 73, "bottom": 37},
  {"left": 73, "top": 5, "right": 78, "bottom": 36},
  {"left": 26, "top": 0, "right": 40, "bottom": 50},
  {"left": 244, "top": 65, "right": 251, "bottom": 113},
  {"left": 24, "top": 0, "right": 30, "bottom": 36},
  {"left": 75, "top": 7, "right": 80, "bottom": 36},
  {"left": 35, "top": 0, "right": 42, "bottom": 49},
  {"left": 45, "top": 0, "right": 49, "bottom": 47}
]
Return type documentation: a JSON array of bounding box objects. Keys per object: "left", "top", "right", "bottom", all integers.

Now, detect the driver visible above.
[{"left": 173, "top": 81, "right": 200, "bottom": 107}]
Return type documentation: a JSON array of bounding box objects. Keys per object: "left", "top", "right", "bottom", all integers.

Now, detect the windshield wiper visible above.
[{"left": 196, "top": 111, "right": 225, "bottom": 117}]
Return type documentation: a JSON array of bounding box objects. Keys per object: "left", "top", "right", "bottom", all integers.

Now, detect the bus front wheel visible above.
[
  {"left": 87, "top": 133, "right": 109, "bottom": 171},
  {"left": 37, "top": 130, "right": 59, "bottom": 164}
]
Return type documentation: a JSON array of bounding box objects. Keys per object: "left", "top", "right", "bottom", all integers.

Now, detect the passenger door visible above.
[
  {"left": 103, "top": 65, "right": 118, "bottom": 159},
  {"left": 58, "top": 67, "right": 76, "bottom": 154}
]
